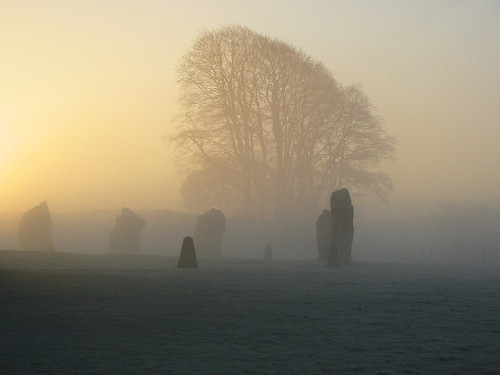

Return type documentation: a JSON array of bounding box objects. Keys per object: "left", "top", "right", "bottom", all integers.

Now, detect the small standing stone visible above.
[
  {"left": 177, "top": 236, "right": 198, "bottom": 268},
  {"left": 264, "top": 242, "right": 273, "bottom": 261}
]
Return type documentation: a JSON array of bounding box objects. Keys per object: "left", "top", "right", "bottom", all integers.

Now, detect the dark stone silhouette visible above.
[
  {"left": 177, "top": 236, "right": 198, "bottom": 268},
  {"left": 316, "top": 209, "right": 332, "bottom": 261},
  {"left": 18, "top": 201, "right": 54, "bottom": 251},
  {"left": 264, "top": 242, "right": 273, "bottom": 261},
  {"left": 194, "top": 208, "right": 225, "bottom": 258},
  {"left": 109, "top": 208, "right": 145, "bottom": 254},
  {"left": 329, "top": 188, "right": 354, "bottom": 265},
  {"left": 326, "top": 242, "right": 339, "bottom": 267}
]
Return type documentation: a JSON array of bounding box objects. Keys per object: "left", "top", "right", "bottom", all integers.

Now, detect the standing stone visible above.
[
  {"left": 109, "top": 208, "right": 145, "bottom": 254},
  {"left": 194, "top": 208, "right": 225, "bottom": 258},
  {"left": 264, "top": 242, "right": 273, "bottom": 261},
  {"left": 330, "top": 188, "right": 354, "bottom": 265},
  {"left": 18, "top": 201, "right": 54, "bottom": 251},
  {"left": 177, "top": 236, "right": 198, "bottom": 268},
  {"left": 316, "top": 209, "right": 332, "bottom": 261},
  {"left": 326, "top": 242, "right": 339, "bottom": 267}
]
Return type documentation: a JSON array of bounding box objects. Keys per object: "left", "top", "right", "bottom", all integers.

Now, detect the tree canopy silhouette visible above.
[{"left": 171, "top": 26, "right": 395, "bottom": 219}]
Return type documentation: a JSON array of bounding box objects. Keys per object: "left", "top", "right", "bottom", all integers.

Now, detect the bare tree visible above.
[{"left": 171, "top": 26, "right": 395, "bottom": 219}]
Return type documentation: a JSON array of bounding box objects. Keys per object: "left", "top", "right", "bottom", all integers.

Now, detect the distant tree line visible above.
[{"left": 171, "top": 25, "right": 395, "bottom": 219}]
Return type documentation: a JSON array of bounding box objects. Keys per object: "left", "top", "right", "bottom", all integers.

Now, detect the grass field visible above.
[{"left": 1, "top": 251, "right": 499, "bottom": 374}]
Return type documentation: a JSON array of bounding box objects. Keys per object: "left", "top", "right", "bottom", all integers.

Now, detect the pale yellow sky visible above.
[{"left": 1, "top": 1, "right": 499, "bottom": 217}]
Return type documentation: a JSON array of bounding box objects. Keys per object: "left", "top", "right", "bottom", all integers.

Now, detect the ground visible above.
[{"left": 1, "top": 251, "right": 499, "bottom": 374}]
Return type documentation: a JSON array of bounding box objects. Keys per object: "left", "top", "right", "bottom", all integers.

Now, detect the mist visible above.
[
  {"left": 2, "top": 2, "right": 499, "bottom": 264},
  {"left": 1, "top": 201, "right": 499, "bottom": 268},
  {"left": 1, "top": 1, "right": 499, "bottom": 216},
  {"left": 2, "top": 3, "right": 500, "bottom": 372}
]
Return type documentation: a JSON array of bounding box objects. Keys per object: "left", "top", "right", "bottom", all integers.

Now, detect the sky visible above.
[{"left": 1, "top": 0, "right": 499, "bottom": 218}]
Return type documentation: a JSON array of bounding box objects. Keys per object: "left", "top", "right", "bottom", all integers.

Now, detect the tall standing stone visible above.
[
  {"left": 330, "top": 188, "right": 354, "bottom": 265},
  {"left": 109, "top": 208, "right": 145, "bottom": 254},
  {"left": 316, "top": 209, "right": 332, "bottom": 261},
  {"left": 194, "top": 208, "right": 225, "bottom": 258},
  {"left": 18, "top": 201, "right": 54, "bottom": 251},
  {"left": 177, "top": 236, "right": 198, "bottom": 268},
  {"left": 326, "top": 242, "right": 340, "bottom": 267}
]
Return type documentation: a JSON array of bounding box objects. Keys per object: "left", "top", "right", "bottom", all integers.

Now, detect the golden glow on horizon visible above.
[{"left": 1, "top": 1, "right": 499, "bottom": 215}]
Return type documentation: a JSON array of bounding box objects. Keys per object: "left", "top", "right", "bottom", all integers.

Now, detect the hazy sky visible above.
[{"left": 1, "top": 0, "right": 499, "bottom": 217}]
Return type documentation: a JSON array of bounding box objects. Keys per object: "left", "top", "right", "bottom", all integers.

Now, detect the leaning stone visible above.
[{"left": 18, "top": 201, "right": 54, "bottom": 251}]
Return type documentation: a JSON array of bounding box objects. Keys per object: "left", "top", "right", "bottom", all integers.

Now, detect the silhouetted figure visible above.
[
  {"left": 316, "top": 209, "right": 332, "bottom": 261},
  {"left": 264, "top": 242, "right": 273, "bottom": 261},
  {"left": 194, "top": 208, "right": 225, "bottom": 258},
  {"left": 330, "top": 188, "right": 354, "bottom": 265},
  {"left": 18, "top": 201, "right": 54, "bottom": 251},
  {"left": 177, "top": 236, "right": 198, "bottom": 268},
  {"left": 327, "top": 242, "right": 339, "bottom": 267},
  {"left": 109, "top": 208, "right": 145, "bottom": 254}
]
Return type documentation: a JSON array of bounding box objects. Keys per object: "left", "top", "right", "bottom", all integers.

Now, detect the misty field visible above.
[{"left": 1, "top": 251, "right": 499, "bottom": 374}]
